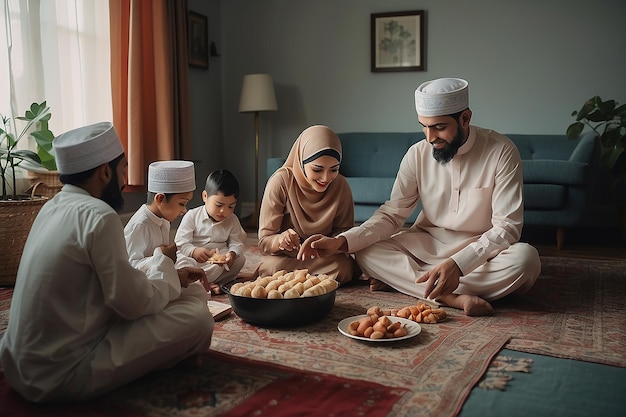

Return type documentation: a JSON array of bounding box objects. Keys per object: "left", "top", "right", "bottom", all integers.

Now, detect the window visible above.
[{"left": 1, "top": 0, "right": 112, "bottom": 147}]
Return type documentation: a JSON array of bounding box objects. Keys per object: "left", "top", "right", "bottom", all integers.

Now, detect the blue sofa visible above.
[{"left": 267, "top": 131, "right": 598, "bottom": 249}]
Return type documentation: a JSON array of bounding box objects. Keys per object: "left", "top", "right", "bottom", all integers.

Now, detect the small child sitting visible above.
[
  {"left": 124, "top": 160, "right": 209, "bottom": 298},
  {"left": 175, "top": 169, "right": 246, "bottom": 294}
]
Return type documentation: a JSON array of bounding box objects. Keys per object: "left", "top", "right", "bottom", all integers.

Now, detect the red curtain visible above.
[{"left": 109, "top": 0, "right": 191, "bottom": 189}]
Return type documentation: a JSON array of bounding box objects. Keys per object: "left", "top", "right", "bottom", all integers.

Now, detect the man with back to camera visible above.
[
  {"left": 0, "top": 122, "right": 213, "bottom": 402},
  {"left": 298, "top": 78, "right": 541, "bottom": 316}
]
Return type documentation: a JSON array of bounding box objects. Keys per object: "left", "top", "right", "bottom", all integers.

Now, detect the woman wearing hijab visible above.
[{"left": 258, "top": 125, "right": 360, "bottom": 284}]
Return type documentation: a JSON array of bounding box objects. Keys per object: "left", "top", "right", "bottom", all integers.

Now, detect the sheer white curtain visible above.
[{"left": 1, "top": 0, "right": 112, "bottom": 141}]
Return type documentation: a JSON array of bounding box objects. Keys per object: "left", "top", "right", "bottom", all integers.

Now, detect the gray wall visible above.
[
  {"left": 182, "top": 0, "right": 626, "bottom": 219},
  {"left": 186, "top": 0, "right": 223, "bottom": 210}
]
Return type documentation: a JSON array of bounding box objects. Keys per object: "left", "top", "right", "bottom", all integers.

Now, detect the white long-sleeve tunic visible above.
[
  {"left": 124, "top": 204, "right": 173, "bottom": 272},
  {"left": 175, "top": 206, "right": 245, "bottom": 258},
  {"left": 174, "top": 206, "right": 246, "bottom": 283},
  {"left": 343, "top": 126, "right": 540, "bottom": 299},
  {"left": 0, "top": 185, "right": 213, "bottom": 402}
]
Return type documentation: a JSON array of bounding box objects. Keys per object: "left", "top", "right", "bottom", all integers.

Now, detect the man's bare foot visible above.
[
  {"left": 437, "top": 294, "right": 494, "bottom": 316},
  {"left": 369, "top": 278, "right": 394, "bottom": 292}
]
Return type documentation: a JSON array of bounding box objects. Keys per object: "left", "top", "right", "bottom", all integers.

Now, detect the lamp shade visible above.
[{"left": 238, "top": 73, "right": 278, "bottom": 113}]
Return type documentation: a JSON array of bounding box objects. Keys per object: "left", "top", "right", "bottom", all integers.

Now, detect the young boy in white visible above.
[
  {"left": 124, "top": 160, "right": 209, "bottom": 299},
  {"left": 175, "top": 169, "right": 246, "bottom": 294}
]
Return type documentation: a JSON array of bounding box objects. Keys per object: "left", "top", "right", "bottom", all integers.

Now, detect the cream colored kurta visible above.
[
  {"left": 342, "top": 126, "right": 541, "bottom": 300},
  {"left": 0, "top": 185, "right": 213, "bottom": 403},
  {"left": 174, "top": 206, "right": 246, "bottom": 283}
]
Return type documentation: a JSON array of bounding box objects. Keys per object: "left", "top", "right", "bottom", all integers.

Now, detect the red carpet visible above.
[{"left": 0, "top": 351, "right": 406, "bottom": 417}]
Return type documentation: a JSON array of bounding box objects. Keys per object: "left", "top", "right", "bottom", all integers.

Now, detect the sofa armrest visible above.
[
  {"left": 523, "top": 160, "right": 589, "bottom": 185},
  {"left": 568, "top": 131, "right": 598, "bottom": 163}
]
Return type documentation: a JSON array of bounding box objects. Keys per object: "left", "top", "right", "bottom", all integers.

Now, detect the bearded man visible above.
[
  {"left": 298, "top": 78, "right": 541, "bottom": 316},
  {"left": 0, "top": 122, "right": 212, "bottom": 402}
]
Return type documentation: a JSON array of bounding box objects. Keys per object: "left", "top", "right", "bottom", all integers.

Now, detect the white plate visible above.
[{"left": 337, "top": 314, "right": 421, "bottom": 342}]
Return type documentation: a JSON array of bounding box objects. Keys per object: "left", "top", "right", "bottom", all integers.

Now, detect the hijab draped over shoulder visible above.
[{"left": 258, "top": 125, "right": 354, "bottom": 246}]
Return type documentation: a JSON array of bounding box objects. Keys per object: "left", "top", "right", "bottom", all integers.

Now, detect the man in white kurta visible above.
[
  {"left": 0, "top": 123, "right": 213, "bottom": 403},
  {"left": 299, "top": 78, "right": 541, "bottom": 316}
]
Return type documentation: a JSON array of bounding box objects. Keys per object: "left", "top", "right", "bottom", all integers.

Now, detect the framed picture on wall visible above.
[
  {"left": 188, "top": 11, "right": 209, "bottom": 69},
  {"left": 371, "top": 10, "right": 425, "bottom": 72}
]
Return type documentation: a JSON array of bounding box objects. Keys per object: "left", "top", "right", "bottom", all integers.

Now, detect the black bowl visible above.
[{"left": 222, "top": 283, "right": 337, "bottom": 327}]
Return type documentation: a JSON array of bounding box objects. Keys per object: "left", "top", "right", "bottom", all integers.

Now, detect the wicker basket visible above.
[
  {"left": 26, "top": 170, "right": 62, "bottom": 198},
  {"left": 0, "top": 189, "right": 48, "bottom": 286}
]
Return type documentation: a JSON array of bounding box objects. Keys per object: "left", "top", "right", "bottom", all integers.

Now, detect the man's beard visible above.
[
  {"left": 101, "top": 169, "right": 125, "bottom": 212},
  {"left": 432, "top": 126, "right": 464, "bottom": 164}
]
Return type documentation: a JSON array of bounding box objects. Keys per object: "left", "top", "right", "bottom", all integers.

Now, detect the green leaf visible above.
[
  {"left": 37, "top": 153, "right": 57, "bottom": 170},
  {"left": 31, "top": 130, "right": 54, "bottom": 152},
  {"left": 576, "top": 98, "right": 597, "bottom": 120},
  {"left": 598, "top": 99, "right": 616, "bottom": 116},
  {"left": 586, "top": 109, "right": 609, "bottom": 123},
  {"left": 12, "top": 149, "right": 41, "bottom": 164},
  {"left": 566, "top": 122, "right": 584, "bottom": 138}
]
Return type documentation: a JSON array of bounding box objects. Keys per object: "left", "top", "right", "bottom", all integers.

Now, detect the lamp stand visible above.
[{"left": 250, "top": 110, "right": 260, "bottom": 229}]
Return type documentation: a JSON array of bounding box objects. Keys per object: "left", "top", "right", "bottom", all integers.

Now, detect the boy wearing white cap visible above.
[
  {"left": 299, "top": 78, "right": 541, "bottom": 317},
  {"left": 175, "top": 169, "right": 246, "bottom": 294},
  {"left": 0, "top": 122, "right": 213, "bottom": 403},
  {"left": 125, "top": 161, "right": 196, "bottom": 269}
]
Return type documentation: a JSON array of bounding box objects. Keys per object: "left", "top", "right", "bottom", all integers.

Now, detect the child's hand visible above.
[
  {"left": 160, "top": 244, "right": 177, "bottom": 262},
  {"left": 225, "top": 251, "right": 236, "bottom": 269},
  {"left": 192, "top": 247, "right": 215, "bottom": 263}
]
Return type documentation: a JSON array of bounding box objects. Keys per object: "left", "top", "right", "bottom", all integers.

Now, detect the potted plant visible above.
[
  {"left": 1, "top": 101, "right": 54, "bottom": 199},
  {"left": 567, "top": 96, "right": 626, "bottom": 240},
  {"left": 20, "top": 102, "right": 60, "bottom": 195},
  {"left": 566, "top": 96, "right": 626, "bottom": 187},
  {"left": 0, "top": 101, "right": 54, "bottom": 285}
]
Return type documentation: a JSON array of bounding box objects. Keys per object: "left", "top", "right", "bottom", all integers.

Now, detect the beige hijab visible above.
[{"left": 261, "top": 125, "right": 353, "bottom": 239}]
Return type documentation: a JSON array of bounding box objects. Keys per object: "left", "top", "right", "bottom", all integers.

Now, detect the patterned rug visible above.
[
  {"left": 210, "top": 282, "right": 509, "bottom": 416},
  {"left": 238, "top": 235, "right": 260, "bottom": 279},
  {"left": 238, "top": 240, "right": 626, "bottom": 367},
  {"left": 1, "top": 254, "right": 624, "bottom": 416},
  {"left": 0, "top": 351, "right": 406, "bottom": 417},
  {"left": 476, "top": 355, "right": 534, "bottom": 390},
  {"left": 495, "top": 256, "right": 626, "bottom": 367}
]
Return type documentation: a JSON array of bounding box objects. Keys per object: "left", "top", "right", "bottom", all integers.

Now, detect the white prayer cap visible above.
[
  {"left": 415, "top": 78, "right": 469, "bottom": 117},
  {"left": 148, "top": 160, "right": 196, "bottom": 193},
  {"left": 53, "top": 122, "right": 124, "bottom": 175}
]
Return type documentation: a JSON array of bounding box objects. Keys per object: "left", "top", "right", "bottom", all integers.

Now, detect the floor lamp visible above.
[{"left": 238, "top": 73, "right": 278, "bottom": 228}]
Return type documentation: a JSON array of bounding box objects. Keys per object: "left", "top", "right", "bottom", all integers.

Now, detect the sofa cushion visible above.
[
  {"left": 338, "top": 132, "right": 424, "bottom": 177},
  {"left": 346, "top": 177, "right": 395, "bottom": 204},
  {"left": 509, "top": 134, "right": 586, "bottom": 160}
]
